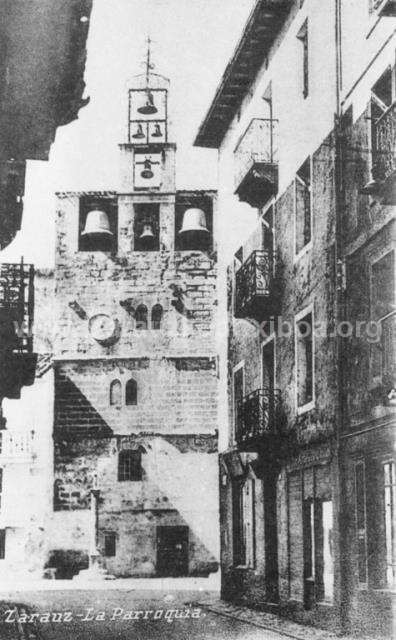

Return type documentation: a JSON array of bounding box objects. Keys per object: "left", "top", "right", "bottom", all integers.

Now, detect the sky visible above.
[{"left": 0, "top": 0, "right": 255, "bottom": 268}]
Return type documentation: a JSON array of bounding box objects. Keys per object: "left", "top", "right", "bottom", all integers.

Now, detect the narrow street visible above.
[{"left": 0, "top": 588, "right": 315, "bottom": 640}]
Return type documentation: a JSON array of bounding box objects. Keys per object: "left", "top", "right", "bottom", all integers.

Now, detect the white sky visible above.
[{"left": 0, "top": 0, "right": 254, "bottom": 268}]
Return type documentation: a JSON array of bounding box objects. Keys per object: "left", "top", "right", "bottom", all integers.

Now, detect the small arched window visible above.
[
  {"left": 125, "top": 378, "right": 137, "bottom": 406},
  {"left": 110, "top": 379, "right": 122, "bottom": 407},
  {"left": 151, "top": 304, "right": 163, "bottom": 330},
  {"left": 135, "top": 304, "right": 148, "bottom": 330}
]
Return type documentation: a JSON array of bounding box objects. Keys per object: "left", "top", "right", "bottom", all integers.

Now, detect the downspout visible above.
[{"left": 334, "top": 0, "right": 350, "bottom": 633}]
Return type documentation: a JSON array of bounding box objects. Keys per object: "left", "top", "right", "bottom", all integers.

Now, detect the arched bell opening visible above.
[
  {"left": 175, "top": 194, "right": 213, "bottom": 252},
  {"left": 78, "top": 197, "right": 118, "bottom": 253}
]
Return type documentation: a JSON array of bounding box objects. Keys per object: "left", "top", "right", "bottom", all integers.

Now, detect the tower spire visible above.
[{"left": 144, "top": 36, "right": 154, "bottom": 88}]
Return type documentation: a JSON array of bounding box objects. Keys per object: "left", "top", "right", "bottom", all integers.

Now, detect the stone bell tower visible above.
[{"left": 48, "top": 46, "right": 219, "bottom": 581}]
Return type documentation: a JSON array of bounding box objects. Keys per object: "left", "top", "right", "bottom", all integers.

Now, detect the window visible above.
[
  {"left": 104, "top": 532, "right": 116, "bottom": 557},
  {"left": 355, "top": 461, "right": 368, "bottom": 585},
  {"left": 125, "top": 378, "right": 137, "bottom": 406},
  {"left": 384, "top": 461, "right": 396, "bottom": 587},
  {"left": 232, "top": 477, "right": 255, "bottom": 567},
  {"left": 109, "top": 380, "right": 122, "bottom": 407},
  {"left": 0, "top": 529, "right": 5, "bottom": 559},
  {"left": 296, "top": 309, "right": 314, "bottom": 411},
  {"left": 233, "top": 364, "right": 244, "bottom": 436},
  {"left": 151, "top": 304, "right": 163, "bottom": 330},
  {"left": 118, "top": 450, "right": 142, "bottom": 481},
  {"left": 370, "top": 251, "right": 395, "bottom": 384},
  {"left": 135, "top": 305, "right": 148, "bottom": 330},
  {"left": 295, "top": 157, "right": 312, "bottom": 255},
  {"left": 297, "top": 20, "right": 309, "bottom": 99}
]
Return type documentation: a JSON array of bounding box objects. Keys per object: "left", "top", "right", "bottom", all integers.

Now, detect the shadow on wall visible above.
[
  {"left": 50, "top": 436, "right": 219, "bottom": 579},
  {"left": 55, "top": 374, "right": 114, "bottom": 439}
]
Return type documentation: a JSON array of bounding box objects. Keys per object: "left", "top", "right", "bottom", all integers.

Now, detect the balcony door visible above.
[
  {"left": 233, "top": 363, "right": 244, "bottom": 443},
  {"left": 262, "top": 338, "right": 275, "bottom": 396}
]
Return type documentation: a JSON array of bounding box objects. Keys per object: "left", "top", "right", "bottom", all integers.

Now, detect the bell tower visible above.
[
  {"left": 119, "top": 39, "right": 175, "bottom": 197},
  {"left": 51, "top": 39, "right": 219, "bottom": 582}
]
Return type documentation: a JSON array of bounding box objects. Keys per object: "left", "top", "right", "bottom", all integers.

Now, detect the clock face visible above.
[{"left": 88, "top": 314, "right": 120, "bottom": 345}]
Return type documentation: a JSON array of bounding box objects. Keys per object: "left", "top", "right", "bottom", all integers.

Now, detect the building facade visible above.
[
  {"left": 0, "top": 72, "right": 220, "bottom": 581},
  {"left": 195, "top": 0, "right": 395, "bottom": 635},
  {"left": 48, "top": 72, "right": 219, "bottom": 579}
]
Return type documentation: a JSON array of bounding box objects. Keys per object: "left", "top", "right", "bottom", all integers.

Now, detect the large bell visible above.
[
  {"left": 137, "top": 91, "right": 157, "bottom": 116},
  {"left": 132, "top": 124, "right": 145, "bottom": 140},
  {"left": 360, "top": 178, "right": 382, "bottom": 196},
  {"left": 178, "top": 208, "right": 210, "bottom": 249},
  {"left": 81, "top": 209, "right": 113, "bottom": 236},
  {"left": 151, "top": 123, "right": 162, "bottom": 138},
  {"left": 141, "top": 159, "right": 154, "bottom": 180},
  {"left": 179, "top": 208, "right": 209, "bottom": 235}
]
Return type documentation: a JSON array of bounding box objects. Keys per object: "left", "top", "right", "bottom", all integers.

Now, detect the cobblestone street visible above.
[{"left": 0, "top": 587, "right": 360, "bottom": 640}]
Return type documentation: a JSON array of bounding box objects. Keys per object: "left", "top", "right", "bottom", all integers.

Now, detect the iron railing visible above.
[
  {"left": 236, "top": 388, "right": 281, "bottom": 448},
  {"left": 0, "top": 260, "right": 34, "bottom": 353},
  {"left": 234, "top": 118, "right": 278, "bottom": 191},
  {"left": 235, "top": 250, "right": 274, "bottom": 318},
  {"left": 373, "top": 102, "right": 396, "bottom": 182}
]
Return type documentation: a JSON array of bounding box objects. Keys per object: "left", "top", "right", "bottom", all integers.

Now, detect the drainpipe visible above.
[{"left": 334, "top": 0, "right": 350, "bottom": 633}]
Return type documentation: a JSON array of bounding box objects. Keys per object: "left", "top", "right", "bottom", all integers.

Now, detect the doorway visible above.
[{"left": 156, "top": 526, "right": 189, "bottom": 577}]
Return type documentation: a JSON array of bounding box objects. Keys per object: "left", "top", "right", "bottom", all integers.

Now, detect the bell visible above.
[
  {"left": 360, "top": 178, "right": 382, "bottom": 196},
  {"left": 138, "top": 223, "right": 156, "bottom": 249},
  {"left": 178, "top": 208, "right": 209, "bottom": 235},
  {"left": 152, "top": 123, "right": 162, "bottom": 138},
  {"left": 132, "top": 124, "right": 145, "bottom": 140},
  {"left": 81, "top": 209, "right": 113, "bottom": 236},
  {"left": 141, "top": 159, "right": 154, "bottom": 180},
  {"left": 139, "top": 223, "right": 155, "bottom": 240},
  {"left": 137, "top": 91, "right": 157, "bottom": 115}
]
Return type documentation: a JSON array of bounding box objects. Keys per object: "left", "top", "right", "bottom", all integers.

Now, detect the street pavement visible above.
[{"left": 0, "top": 588, "right": 313, "bottom": 640}]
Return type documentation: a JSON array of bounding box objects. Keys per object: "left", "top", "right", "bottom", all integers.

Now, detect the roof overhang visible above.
[
  {"left": 0, "top": 0, "right": 93, "bottom": 162},
  {"left": 194, "top": 0, "right": 292, "bottom": 149}
]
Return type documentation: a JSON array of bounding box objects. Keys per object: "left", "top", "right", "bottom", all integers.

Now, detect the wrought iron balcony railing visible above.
[
  {"left": 235, "top": 250, "right": 275, "bottom": 320},
  {"left": 373, "top": 102, "right": 396, "bottom": 201},
  {"left": 373, "top": 0, "right": 396, "bottom": 16},
  {"left": 236, "top": 388, "right": 281, "bottom": 450},
  {"left": 0, "top": 260, "right": 34, "bottom": 354},
  {"left": 234, "top": 118, "right": 278, "bottom": 208}
]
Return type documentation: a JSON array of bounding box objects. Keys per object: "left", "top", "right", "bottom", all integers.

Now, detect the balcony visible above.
[
  {"left": 236, "top": 388, "right": 281, "bottom": 451},
  {"left": 235, "top": 250, "right": 275, "bottom": 320},
  {"left": 0, "top": 261, "right": 37, "bottom": 400},
  {"left": 373, "top": 102, "right": 396, "bottom": 203},
  {"left": 234, "top": 118, "right": 278, "bottom": 208},
  {"left": 373, "top": 0, "right": 396, "bottom": 16}
]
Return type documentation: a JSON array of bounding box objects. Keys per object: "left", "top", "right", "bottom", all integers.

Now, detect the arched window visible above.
[
  {"left": 135, "top": 304, "right": 148, "bottom": 330},
  {"left": 151, "top": 304, "right": 163, "bottom": 330},
  {"left": 125, "top": 378, "right": 137, "bottom": 406},
  {"left": 110, "top": 379, "right": 122, "bottom": 407}
]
